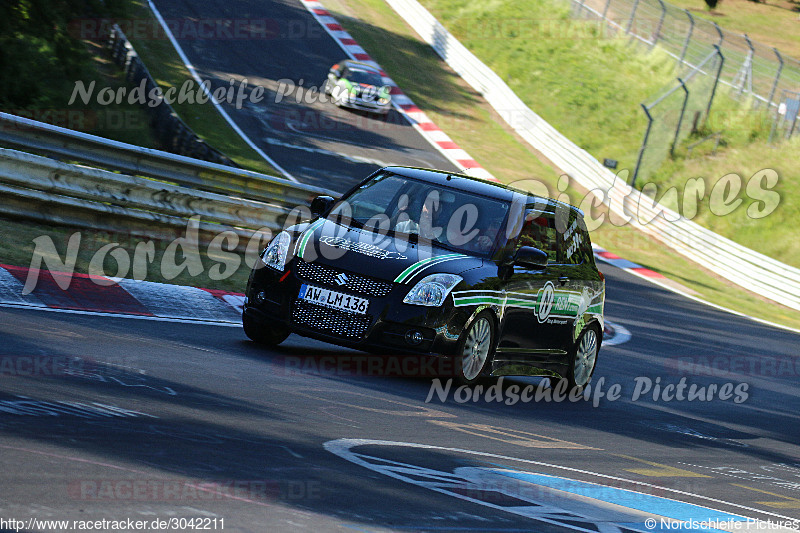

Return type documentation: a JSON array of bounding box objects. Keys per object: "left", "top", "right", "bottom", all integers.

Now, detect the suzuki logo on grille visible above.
[{"left": 334, "top": 273, "right": 349, "bottom": 286}]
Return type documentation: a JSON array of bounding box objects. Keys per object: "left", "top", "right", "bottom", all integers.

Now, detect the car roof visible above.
[
  {"left": 341, "top": 60, "right": 382, "bottom": 74},
  {"left": 382, "top": 166, "right": 584, "bottom": 216}
]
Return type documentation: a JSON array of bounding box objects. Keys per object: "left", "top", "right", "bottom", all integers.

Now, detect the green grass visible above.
[
  {"left": 411, "top": 0, "right": 800, "bottom": 270},
  {"left": 318, "top": 0, "right": 800, "bottom": 329},
  {"left": 121, "top": 0, "right": 279, "bottom": 175},
  {"left": 666, "top": 0, "right": 800, "bottom": 59},
  {"left": 78, "top": 41, "right": 161, "bottom": 148}
]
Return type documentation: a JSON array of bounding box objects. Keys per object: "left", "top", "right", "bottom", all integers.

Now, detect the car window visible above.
[
  {"left": 563, "top": 211, "right": 591, "bottom": 265},
  {"left": 328, "top": 171, "right": 509, "bottom": 256},
  {"left": 346, "top": 68, "right": 383, "bottom": 86},
  {"left": 517, "top": 212, "right": 559, "bottom": 263}
]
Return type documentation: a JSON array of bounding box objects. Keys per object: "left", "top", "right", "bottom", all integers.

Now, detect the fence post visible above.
[
  {"left": 602, "top": 0, "right": 612, "bottom": 20},
  {"left": 704, "top": 45, "right": 725, "bottom": 128},
  {"left": 653, "top": 0, "right": 666, "bottom": 47},
  {"left": 713, "top": 22, "right": 724, "bottom": 46},
  {"left": 679, "top": 11, "right": 694, "bottom": 65},
  {"left": 789, "top": 97, "right": 800, "bottom": 140},
  {"left": 737, "top": 34, "right": 755, "bottom": 98},
  {"left": 626, "top": 0, "right": 641, "bottom": 34},
  {"left": 671, "top": 78, "right": 689, "bottom": 156},
  {"left": 766, "top": 48, "right": 784, "bottom": 110},
  {"left": 632, "top": 103, "right": 653, "bottom": 187},
  {"left": 768, "top": 89, "right": 783, "bottom": 143}
]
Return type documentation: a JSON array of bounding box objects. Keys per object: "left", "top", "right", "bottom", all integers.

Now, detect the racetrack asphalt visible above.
[
  {"left": 1, "top": 264, "right": 798, "bottom": 531},
  {"left": 148, "top": 0, "right": 461, "bottom": 192},
  {"left": 0, "top": 0, "right": 798, "bottom": 530}
]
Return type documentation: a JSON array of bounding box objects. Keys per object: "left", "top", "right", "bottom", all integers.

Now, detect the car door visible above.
[{"left": 497, "top": 210, "right": 572, "bottom": 360}]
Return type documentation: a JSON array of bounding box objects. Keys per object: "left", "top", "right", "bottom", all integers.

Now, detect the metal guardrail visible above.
[
  {"left": 386, "top": 0, "right": 800, "bottom": 312},
  {"left": 106, "top": 24, "right": 235, "bottom": 166},
  {"left": 0, "top": 112, "right": 327, "bottom": 209},
  {"left": 0, "top": 145, "right": 329, "bottom": 249}
]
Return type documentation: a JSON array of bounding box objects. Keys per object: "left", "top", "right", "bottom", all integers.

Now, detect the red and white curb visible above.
[
  {"left": 298, "top": 0, "right": 497, "bottom": 182},
  {"left": 591, "top": 245, "right": 800, "bottom": 334},
  {"left": 0, "top": 264, "right": 243, "bottom": 326},
  {"left": 592, "top": 244, "right": 665, "bottom": 280},
  {"left": 0, "top": 262, "right": 633, "bottom": 344}
]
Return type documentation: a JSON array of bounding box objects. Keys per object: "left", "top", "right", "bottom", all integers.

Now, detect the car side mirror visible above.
[
  {"left": 514, "top": 246, "right": 548, "bottom": 269},
  {"left": 310, "top": 195, "right": 336, "bottom": 216},
  {"left": 329, "top": 67, "right": 340, "bottom": 77}
]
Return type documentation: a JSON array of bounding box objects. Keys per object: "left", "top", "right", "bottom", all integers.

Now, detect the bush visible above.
[{"left": 0, "top": 0, "right": 121, "bottom": 108}]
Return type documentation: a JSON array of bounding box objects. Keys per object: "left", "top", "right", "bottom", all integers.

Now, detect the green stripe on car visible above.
[
  {"left": 394, "top": 254, "right": 466, "bottom": 284},
  {"left": 296, "top": 219, "right": 324, "bottom": 259}
]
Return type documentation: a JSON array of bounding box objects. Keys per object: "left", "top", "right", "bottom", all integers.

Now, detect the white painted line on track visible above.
[
  {"left": 0, "top": 302, "right": 240, "bottom": 327},
  {"left": 146, "top": 0, "right": 298, "bottom": 182},
  {"left": 594, "top": 253, "right": 800, "bottom": 335},
  {"left": 325, "top": 439, "right": 800, "bottom": 526}
]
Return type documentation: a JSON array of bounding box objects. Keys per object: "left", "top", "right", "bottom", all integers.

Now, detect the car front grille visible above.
[
  {"left": 295, "top": 261, "right": 393, "bottom": 297},
  {"left": 291, "top": 300, "right": 371, "bottom": 339}
]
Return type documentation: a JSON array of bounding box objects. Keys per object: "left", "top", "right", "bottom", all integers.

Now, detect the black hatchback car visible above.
[{"left": 243, "top": 167, "right": 605, "bottom": 387}]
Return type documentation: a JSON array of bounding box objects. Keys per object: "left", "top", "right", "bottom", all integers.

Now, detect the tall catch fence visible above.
[
  {"left": 633, "top": 47, "right": 723, "bottom": 185},
  {"left": 572, "top": 0, "right": 800, "bottom": 181}
]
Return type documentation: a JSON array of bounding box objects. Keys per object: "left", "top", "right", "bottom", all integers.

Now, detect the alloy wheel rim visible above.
[
  {"left": 461, "top": 318, "right": 491, "bottom": 381},
  {"left": 573, "top": 329, "right": 598, "bottom": 387}
]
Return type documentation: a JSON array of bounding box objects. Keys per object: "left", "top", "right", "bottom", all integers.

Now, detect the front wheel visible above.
[
  {"left": 455, "top": 312, "right": 495, "bottom": 384},
  {"left": 565, "top": 326, "right": 600, "bottom": 391},
  {"left": 242, "top": 312, "right": 290, "bottom": 346}
]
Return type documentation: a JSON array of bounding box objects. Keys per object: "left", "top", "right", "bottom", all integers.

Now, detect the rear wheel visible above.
[
  {"left": 566, "top": 326, "right": 599, "bottom": 391},
  {"left": 242, "top": 312, "right": 290, "bottom": 346},
  {"left": 455, "top": 312, "right": 495, "bottom": 384}
]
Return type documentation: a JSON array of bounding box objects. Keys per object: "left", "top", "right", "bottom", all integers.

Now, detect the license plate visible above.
[{"left": 298, "top": 284, "right": 369, "bottom": 315}]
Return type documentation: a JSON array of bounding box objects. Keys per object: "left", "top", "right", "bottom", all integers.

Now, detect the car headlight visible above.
[
  {"left": 403, "top": 273, "right": 463, "bottom": 307},
  {"left": 261, "top": 231, "right": 292, "bottom": 271},
  {"left": 378, "top": 96, "right": 390, "bottom": 105}
]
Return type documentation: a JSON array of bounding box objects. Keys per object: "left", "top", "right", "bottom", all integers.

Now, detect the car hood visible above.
[{"left": 292, "top": 218, "right": 484, "bottom": 284}]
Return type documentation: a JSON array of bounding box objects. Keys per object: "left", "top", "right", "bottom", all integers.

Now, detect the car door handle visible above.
[{"left": 558, "top": 276, "right": 569, "bottom": 286}]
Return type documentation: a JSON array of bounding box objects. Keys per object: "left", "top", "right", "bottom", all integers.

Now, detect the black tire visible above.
[
  {"left": 564, "top": 325, "right": 600, "bottom": 392},
  {"left": 242, "top": 312, "right": 290, "bottom": 346},
  {"left": 454, "top": 311, "right": 496, "bottom": 384}
]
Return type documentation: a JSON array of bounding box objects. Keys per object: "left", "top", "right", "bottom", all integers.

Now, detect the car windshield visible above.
[
  {"left": 327, "top": 171, "right": 510, "bottom": 256},
  {"left": 346, "top": 68, "right": 383, "bottom": 86}
]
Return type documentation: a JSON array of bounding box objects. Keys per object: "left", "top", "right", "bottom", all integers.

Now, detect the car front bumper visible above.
[
  {"left": 338, "top": 97, "right": 391, "bottom": 114},
  {"left": 244, "top": 262, "right": 469, "bottom": 357}
]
